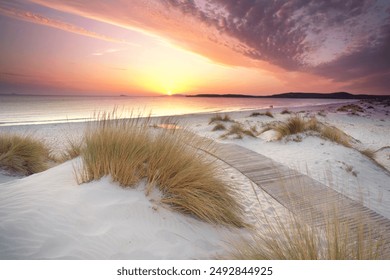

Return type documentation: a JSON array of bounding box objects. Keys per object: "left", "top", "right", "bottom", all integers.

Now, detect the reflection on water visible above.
[{"left": 0, "top": 95, "right": 346, "bottom": 126}]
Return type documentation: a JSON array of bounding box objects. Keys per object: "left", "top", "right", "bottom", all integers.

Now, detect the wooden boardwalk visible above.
[{"left": 208, "top": 142, "right": 390, "bottom": 259}]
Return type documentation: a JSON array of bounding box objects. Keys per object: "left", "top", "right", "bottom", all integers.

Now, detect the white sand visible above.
[{"left": 0, "top": 100, "right": 389, "bottom": 259}]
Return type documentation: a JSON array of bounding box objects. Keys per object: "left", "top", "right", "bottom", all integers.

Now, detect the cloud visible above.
[
  {"left": 91, "top": 48, "right": 124, "bottom": 56},
  {"left": 0, "top": 4, "right": 136, "bottom": 45},
  {"left": 27, "top": 0, "right": 390, "bottom": 93}
]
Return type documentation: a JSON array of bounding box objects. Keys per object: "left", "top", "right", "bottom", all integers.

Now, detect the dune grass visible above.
[
  {"left": 60, "top": 137, "right": 83, "bottom": 162},
  {"left": 317, "top": 110, "right": 327, "bottom": 117},
  {"left": 360, "top": 148, "right": 376, "bottom": 159},
  {"left": 226, "top": 181, "right": 385, "bottom": 260},
  {"left": 305, "top": 116, "right": 320, "bottom": 131},
  {"left": 0, "top": 133, "right": 51, "bottom": 175},
  {"left": 271, "top": 115, "right": 351, "bottom": 147},
  {"left": 228, "top": 211, "right": 384, "bottom": 260},
  {"left": 222, "top": 123, "right": 256, "bottom": 139},
  {"left": 337, "top": 104, "right": 364, "bottom": 113},
  {"left": 281, "top": 109, "right": 291, "bottom": 114},
  {"left": 320, "top": 126, "right": 351, "bottom": 148},
  {"left": 272, "top": 115, "right": 307, "bottom": 139},
  {"left": 209, "top": 114, "right": 232, "bottom": 124},
  {"left": 212, "top": 123, "right": 226, "bottom": 131},
  {"left": 77, "top": 112, "right": 245, "bottom": 227},
  {"left": 249, "top": 111, "right": 274, "bottom": 118}
]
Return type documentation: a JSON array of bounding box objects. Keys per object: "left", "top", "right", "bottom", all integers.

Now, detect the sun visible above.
[{"left": 167, "top": 90, "right": 173, "bottom": 96}]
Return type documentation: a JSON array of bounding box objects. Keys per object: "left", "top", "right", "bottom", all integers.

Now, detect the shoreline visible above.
[
  {"left": 0, "top": 98, "right": 355, "bottom": 128},
  {"left": 0, "top": 97, "right": 355, "bottom": 128}
]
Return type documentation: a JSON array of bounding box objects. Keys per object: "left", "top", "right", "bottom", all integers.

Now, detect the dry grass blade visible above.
[{"left": 0, "top": 133, "right": 51, "bottom": 175}]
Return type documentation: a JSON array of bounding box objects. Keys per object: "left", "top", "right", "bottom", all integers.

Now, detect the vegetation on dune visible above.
[
  {"left": 212, "top": 123, "right": 226, "bottom": 131},
  {"left": 280, "top": 109, "right": 291, "bottom": 114},
  {"left": 272, "top": 115, "right": 307, "bottom": 138},
  {"left": 320, "top": 125, "right": 352, "bottom": 147},
  {"left": 0, "top": 133, "right": 51, "bottom": 175},
  {"left": 222, "top": 123, "right": 256, "bottom": 139},
  {"left": 209, "top": 114, "right": 232, "bottom": 124},
  {"left": 270, "top": 115, "right": 351, "bottom": 147},
  {"left": 249, "top": 111, "right": 274, "bottom": 118},
  {"left": 77, "top": 112, "right": 245, "bottom": 227},
  {"left": 225, "top": 181, "right": 385, "bottom": 260},
  {"left": 360, "top": 148, "right": 376, "bottom": 160},
  {"left": 337, "top": 104, "right": 364, "bottom": 114},
  {"left": 60, "top": 137, "right": 83, "bottom": 162},
  {"left": 317, "top": 110, "right": 327, "bottom": 117},
  {"left": 228, "top": 211, "right": 384, "bottom": 260}
]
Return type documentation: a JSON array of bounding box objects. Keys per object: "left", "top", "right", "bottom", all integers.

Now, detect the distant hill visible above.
[{"left": 187, "top": 92, "right": 390, "bottom": 100}]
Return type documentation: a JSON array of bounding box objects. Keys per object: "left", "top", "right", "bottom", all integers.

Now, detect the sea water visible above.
[{"left": 0, "top": 94, "right": 346, "bottom": 126}]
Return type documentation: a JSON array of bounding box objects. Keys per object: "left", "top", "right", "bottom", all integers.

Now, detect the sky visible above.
[{"left": 0, "top": 0, "right": 389, "bottom": 96}]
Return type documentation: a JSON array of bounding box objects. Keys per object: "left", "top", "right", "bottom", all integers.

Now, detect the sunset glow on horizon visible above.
[{"left": 0, "top": 0, "right": 389, "bottom": 96}]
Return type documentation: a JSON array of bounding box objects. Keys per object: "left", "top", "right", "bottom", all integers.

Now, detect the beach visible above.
[{"left": 0, "top": 99, "right": 389, "bottom": 259}]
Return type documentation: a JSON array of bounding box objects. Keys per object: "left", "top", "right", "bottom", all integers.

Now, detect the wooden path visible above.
[{"left": 208, "top": 142, "right": 390, "bottom": 259}]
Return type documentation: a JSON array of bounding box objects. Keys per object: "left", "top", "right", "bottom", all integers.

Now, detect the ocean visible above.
[{"left": 0, "top": 94, "right": 347, "bottom": 126}]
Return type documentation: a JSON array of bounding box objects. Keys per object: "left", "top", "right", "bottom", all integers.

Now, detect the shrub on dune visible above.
[
  {"left": 0, "top": 133, "right": 50, "bottom": 175},
  {"left": 78, "top": 112, "right": 245, "bottom": 227}
]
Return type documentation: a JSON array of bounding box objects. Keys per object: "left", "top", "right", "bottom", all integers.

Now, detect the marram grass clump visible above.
[
  {"left": 212, "top": 123, "right": 226, "bottom": 131},
  {"left": 0, "top": 133, "right": 51, "bottom": 175},
  {"left": 77, "top": 112, "right": 245, "bottom": 227},
  {"left": 209, "top": 114, "right": 232, "bottom": 124},
  {"left": 272, "top": 115, "right": 307, "bottom": 139},
  {"left": 271, "top": 115, "right": 351, "bottom": 147},
  {"left": 222, "top": 123, "right": 256, "bottom": 139},
  {"left": 320, "top": 126, "right": 351, "bottom": 148}
]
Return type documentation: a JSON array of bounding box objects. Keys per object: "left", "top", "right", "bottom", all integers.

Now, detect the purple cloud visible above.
[{"left": 160, "top": 0, "right": 390, "bottom": 93}]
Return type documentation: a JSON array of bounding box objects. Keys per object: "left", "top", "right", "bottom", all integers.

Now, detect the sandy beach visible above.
[{"left": 0, "top": 99, "right": 389, "bottom": 259}]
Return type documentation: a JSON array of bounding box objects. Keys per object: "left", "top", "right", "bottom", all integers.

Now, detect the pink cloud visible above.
[{"left": 0, "top": 5, "right": 135, "bottom": 45}]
